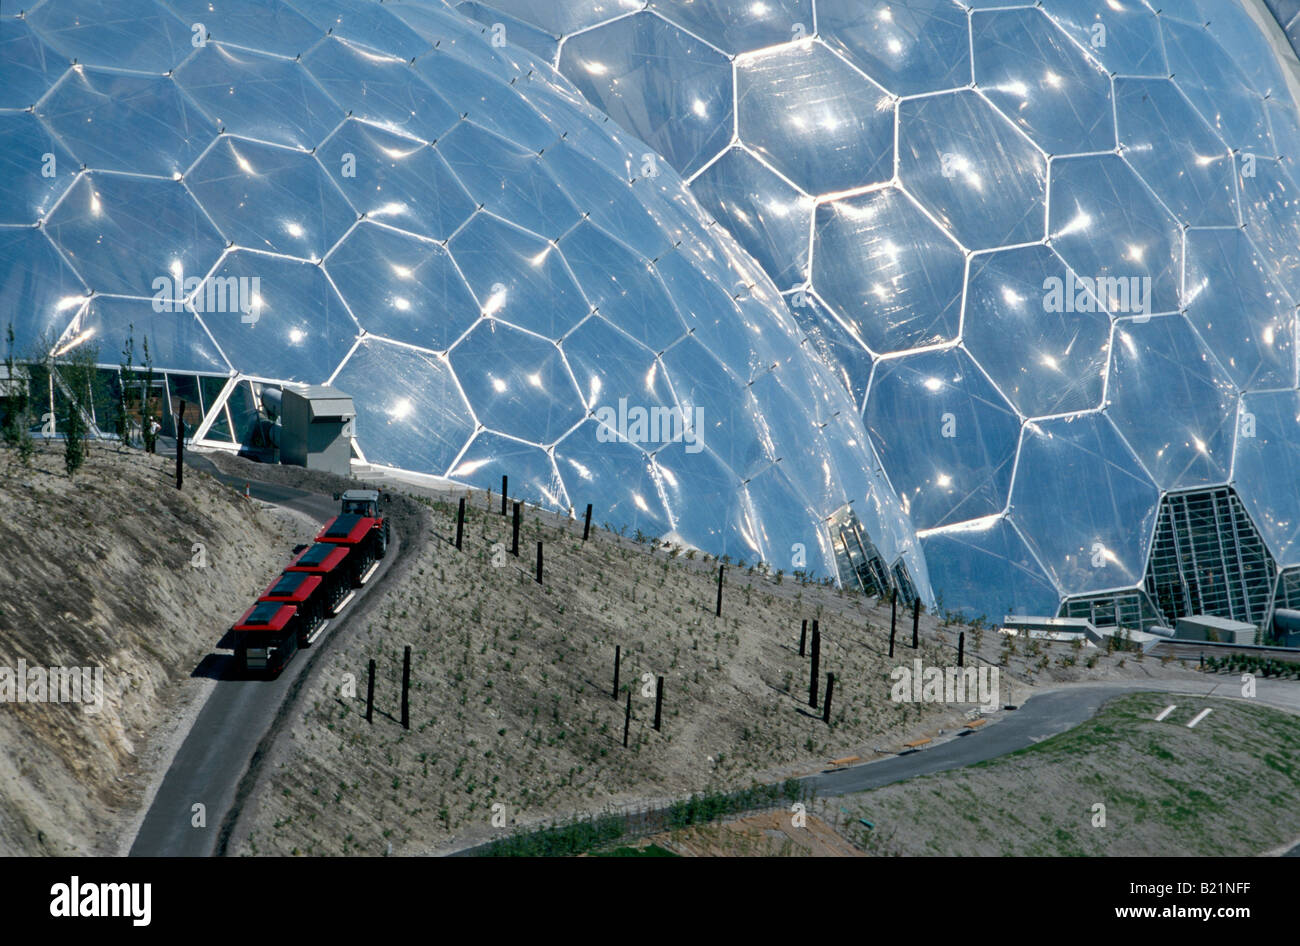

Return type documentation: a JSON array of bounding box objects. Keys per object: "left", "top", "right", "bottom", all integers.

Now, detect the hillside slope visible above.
[
  {"left": 0, "top": 446, "right": 305, "bottom": 854},
  {"left": 230, "top": 488, "right": 1206, "bottom": 856}
]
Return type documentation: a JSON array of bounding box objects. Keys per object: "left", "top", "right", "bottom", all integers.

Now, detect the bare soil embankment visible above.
[
  {"left": 0, "top": 446, "right": 305, "bottom": 855},
  {"left": 229, "top": 487, "right": 1206, "bottom": 856}
]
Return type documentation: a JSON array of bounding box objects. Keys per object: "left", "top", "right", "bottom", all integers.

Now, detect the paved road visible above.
[
  {"left": 808, "top": 685, "right": 1130, "bottom": 797},
  {"left": 129, "top": 459, "right": 394, "bottom": 856}
]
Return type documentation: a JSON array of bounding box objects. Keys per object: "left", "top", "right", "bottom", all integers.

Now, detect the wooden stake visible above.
[{"left": 400, "top": 645, "right": 410, "bottom": 730}]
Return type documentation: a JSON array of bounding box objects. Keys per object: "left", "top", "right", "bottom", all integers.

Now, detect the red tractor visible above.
[{"left": 318, "top": 488, "right": 391, "bottom": 586}]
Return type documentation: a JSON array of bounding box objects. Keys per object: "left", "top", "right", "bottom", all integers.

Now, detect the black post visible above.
[
  {"left": 890, "top": 590, "right": 897, "bottom": 657},
  {"left": 623, "top": 690, "right": 631, "bottom": 747},
  {"left": 958, "top": 631, "right": 965, "bottom": 668},
  {"left": 583, "top": 503, "right": 593, "bottom": 541},
  {"left": 501, "top": 475, "right": 508, "bottom": 515},
  {"left": 912, "top": 597, "right": 920, "bottom": 649},
  {"left": 809, "top": 624, "right": 821, "bottom": 708},
  {"left": 511, "top": 502, "right": 521, "bottom": 556},
  {"left": 612, "top": 645, "right": 621, "bottom": 699},
  {"left": 535, "top": 541, "right": 543, "bottom": 584},
  {"left": 715, "top": 564, "right": 724, "bottom": 617},
  {"left": 799, "top": 619, "right": 807, "bottom": 657},
  {"left": 400, "top": 645, "right": 410, "bottom": 730},
  {"left": 455, "top": 497, "right": 465, "bottom": 550},
  {"left": 823, "top": 673, "right": 834, "bottom": 724},
  {"left": 653, "top": 675, "right": 664, "bottom": 731},
  {"left": 175, "top": 400, "right": 185, "bottom": 490},
  {"left": 365, "top": 659, "right": 375, "bottom": 724}
]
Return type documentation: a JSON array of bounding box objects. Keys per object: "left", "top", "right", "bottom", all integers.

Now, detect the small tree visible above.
[
  {"left": 58, "top": 341, "right": 99, "bottom": 478},
  {"left": 117, "top": 324, "right": 135, "bottom": 449},
  {"left": 2, "top": 323, "right": 34, "bottom": 466},
  {"left": 140, "top": 334, "right": 157, "bottom": 454}
]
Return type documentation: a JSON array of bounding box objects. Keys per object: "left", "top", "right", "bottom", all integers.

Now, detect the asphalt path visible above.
[
  {"left": 806, "top": 685, "right": 1128, "bottom": 797},
  {"left": 129, "top": 458, "right": 395, "bottom": 856}
]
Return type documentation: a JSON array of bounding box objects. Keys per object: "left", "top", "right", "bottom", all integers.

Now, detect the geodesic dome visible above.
[
  {"left": 457, "top": 0, "right": 1300, "bottom": 632},
  {"left": 0, "top": 0, "right": 931, "bottom": 592}
]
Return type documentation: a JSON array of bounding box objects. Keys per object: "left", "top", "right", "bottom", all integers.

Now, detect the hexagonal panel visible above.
[
  {"left": 1237, "top": 157, "right": 1300, "bottom": 292},
  {"left": 648, "top": 0, "right": 812, "bottom": 56},
  {"left": 818, "top": 0, "right": 971, "bottom": 97},
  {"left": 284, "top": 0, "right": 430, "bottom": 59},
  {"left": 785, "top": 290, "right": 873, "bottom": 413},
  {"left": 450, "top": 431, "right": 570, "bottom": 508},
  {"left": 326, "top": 222, "right": 478, "bottom": 352},
  {"left": 1162, "top": 18, "right": 1273, "bottom": 156},
  {"left": 1114, "top": 77, "right": 1237, "bottom": 228},
  {"left": 690, "top": 147, "right": 813, "bottom": 290},
  {"left": 437, "top": 121, "right": 580, "bottom": 240},
  {"left": 899, "top": 89, "right": 1047, "bottom": 250},
  {"left": 448, "top": 319, "right": 584, "bottom": 444},
  {"left": 0, "top": 18, "right": 66, "bottom": 110},
  {"left": 196, "top": 251, "right": 359, "bottom": 382},
  {"left": 318, "top": 120, "right": 475, "bottom": 242},
  {"left": 165, "top": 0, "right": 322, "bottom": 59},
  {"left": 303, "top": 35, "right": 458, "bottom": 143},
  {"left": 28, "top": 0, "right": 193, "bottom": 74},
  {"left": 1047, "top": 154, "right": 1181, "bottom": 315},
  {"left": 65, "top": 294, "right": 229, "bottom": 374},
  {"left": 38, "top": 70, "right": 215, "bottom": 177},
  {"left": 455, "top": 3, "right": 560, "bottom": 64},
  {"left": 1010, "top": 412, "right": 1159, "bottom": 594},
  {"left": 558, "top": 314, "right": 672, "bottom": 413},
  {"left": 0, "top": 112, "right": 77, "bottom": 225},
  {"left": 0, "top": 227, "right": 87, "bottom": 344},
  {"left": 921, "top": 517, "right": 1061, "bottom": 622},
  {"left": 412, "top": 52, "right": 557, "bottom": 153},
  {"left": 736, "top": 40, "right": 894, "bottom": 196},
  {"left": 651, "top": 439, "right": 757, "bottom": 560},
  {"left": 559, "top": 13, "right": 734, "bottom": 179},
  {"left": 972, "top": 7, "right": 1114, "bottom": 157},
  {"left": 1106, "top": 314, "right": 1238, "bottom": 490},
  {"left": 174, "top": 44, "right": 342, "bottom": 152},
  {"left": 1038, "top": 0, "right": 1167, "bottom": 77},
  {"left": 560, "top": 220, "right": 685, "bottom": 353},
  {"left": 187, "top": 138, "right": 355, "bottom": 261},
  {"left": 333, "top": 336, "right": 474, "bottom": 475},
  {"left": 963, "top": 245, "right": 1110, "bottom": 418},
  {"left": 659, "top": 335, "right": 771, "bottom": 480},
  {"left": 1235, "top": 390, "right": 1300, "bottom": 567},
  {"left": 451, "top": 213, "right": 587, "bottom": 339},
  {"left": 1183, "top": 227, "right": 1295, "bottom": 392},
  {"left": 44, "top": 173, "right": 225, "bottom": 297},
  {"left": 553, "top": 421, "right": 670, "bottom": 535},
  {"left": 466, "top": 0, "right": 640, "bottom": 37},
  {"left": 812, "top": 188, "right": 964, "bottom": 356},
  {"left": 866, "top": 347, "right": 1021, "bottom": 531}
]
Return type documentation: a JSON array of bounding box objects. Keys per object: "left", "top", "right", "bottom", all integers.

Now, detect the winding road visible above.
[{"left": 129, "top": 458, "right": 398, "bottom": 857}]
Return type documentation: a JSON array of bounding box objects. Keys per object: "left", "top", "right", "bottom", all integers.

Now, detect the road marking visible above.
[
  {"left": 1187, "top": 708, "right": 1213, "bottom": 729},
  {"left": 1154, "top": 704, "right": 1177, "bottom": 722}
]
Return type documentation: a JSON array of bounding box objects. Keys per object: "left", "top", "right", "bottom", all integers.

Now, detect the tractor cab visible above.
[{"left": 340, "top": 488, "right": 382, "bottom": 518}]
